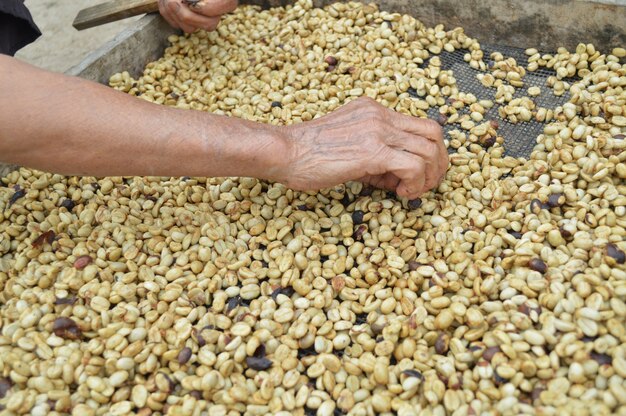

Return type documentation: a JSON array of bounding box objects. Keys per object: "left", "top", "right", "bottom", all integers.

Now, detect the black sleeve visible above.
[{"left": 0, "top": 0, "right": 41, "bottom": 56}]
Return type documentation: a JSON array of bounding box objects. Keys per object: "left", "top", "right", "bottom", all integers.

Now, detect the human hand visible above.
[
  {"left": 158, "top": 0, "right": 237, "bottom": 33},
  {"left": 279, "top": 97, "right": 448, "bottom": 200}
]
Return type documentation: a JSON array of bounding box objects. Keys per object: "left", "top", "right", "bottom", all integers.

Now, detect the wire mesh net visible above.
[{"left": 423, "top": 43, "right": 575, "bottom": 159}]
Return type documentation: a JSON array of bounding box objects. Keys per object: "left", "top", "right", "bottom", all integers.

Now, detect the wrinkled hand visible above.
[
  {"left": 158, "top": 0, "right": 237, "bottom": 33},
  {"left": 281, "top": 97, "right": 448, "bottom": 200}
]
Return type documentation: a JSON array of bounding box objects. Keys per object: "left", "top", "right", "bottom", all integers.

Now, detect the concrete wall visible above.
[
  {"left": 15, "top": 0, "right": 140, "bottom": 73},
  {"left": 399, "top": 0, "right": 626, "bottom": 51}
]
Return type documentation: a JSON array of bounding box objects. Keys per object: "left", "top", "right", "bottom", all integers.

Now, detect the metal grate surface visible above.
[{"left": 424, "top": 43, "right": 576, "bottom": 159}]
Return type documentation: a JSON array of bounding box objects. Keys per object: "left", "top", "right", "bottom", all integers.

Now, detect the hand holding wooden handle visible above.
[{"left": 73, "top": 0, "right": 160, "bottom": 31}]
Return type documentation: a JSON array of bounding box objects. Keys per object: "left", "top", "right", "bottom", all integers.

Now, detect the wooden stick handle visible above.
[{"left": 73, "top": 0, "right": 160, "bottom": 31}]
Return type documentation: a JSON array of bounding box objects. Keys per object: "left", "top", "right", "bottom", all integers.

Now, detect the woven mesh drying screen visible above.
[{"left": 423, "top": 43, "right": 576, "bottom": 159}]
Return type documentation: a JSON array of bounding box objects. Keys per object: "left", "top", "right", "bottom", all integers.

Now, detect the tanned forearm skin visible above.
[{"left": 0, "top": 55, "right": 289, "bottom": 180}]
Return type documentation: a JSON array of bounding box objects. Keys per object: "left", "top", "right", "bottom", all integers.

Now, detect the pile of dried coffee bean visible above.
[{"left": 1, "top": 1, "right": 625, "bottom": 415}]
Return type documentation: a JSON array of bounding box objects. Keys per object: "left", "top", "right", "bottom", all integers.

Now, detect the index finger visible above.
[
  {"left": 384, "top": 149, "right": 427, "bottom": 199},
  {"left": 386, "top": 109, "right": 444, "bottom": 143},
  {"left": 171, "top": 3, "right": 221, "bottom": 32},
  {"left": 192, "top": 0, "right": 238, "bottom": 17},
  {"left": 386, "top": 123, "right": 449, "bottom": 187},
  {"left": 386, "top": 130, "right": 443, "bottom": 190}
]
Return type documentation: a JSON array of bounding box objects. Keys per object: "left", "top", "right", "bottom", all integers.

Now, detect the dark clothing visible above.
[{"left": 0, "top": 0, "right": 40, "bottom": 56}]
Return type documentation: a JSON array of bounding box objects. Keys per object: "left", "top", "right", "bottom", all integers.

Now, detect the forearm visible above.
[{"left": 0, "top": 55, "right": 288, "bottom": 179}]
